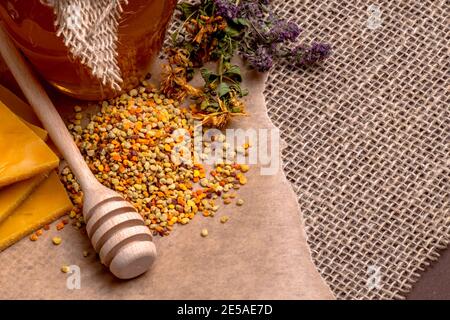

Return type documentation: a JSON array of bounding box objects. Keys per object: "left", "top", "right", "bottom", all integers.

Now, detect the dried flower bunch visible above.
[{"left": 161, "top": 0, "right": 331, "bottom": 128}]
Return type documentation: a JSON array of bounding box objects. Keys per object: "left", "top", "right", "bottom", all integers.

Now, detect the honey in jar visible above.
[{"left": 0, "top": 0, "right": 177, "bottom": 100}]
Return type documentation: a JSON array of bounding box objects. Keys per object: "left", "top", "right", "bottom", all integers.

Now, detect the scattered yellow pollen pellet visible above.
[
  {"left": 29, "top": 234, "right": 38, "bottom": 242},
  {"left": 240, "top": 164, "right": 250, "bottom": 173},
  {"left": 237, "top": 199, "right": 245, "bottom": 206},
  {"left": 52, "top": 236, "right": 62, "bottom": 245},
  {"left": 201, "top": 228, "right": 209, "bottom": 237},
  {"left": 61, "top": 265, "right": 70, "bottom": 273},
  {"left": 220, "top": 216, "right": 229, "bottom": 224},
  {"left": 181, "top": 218, "right": 190, "bottom": 225}
]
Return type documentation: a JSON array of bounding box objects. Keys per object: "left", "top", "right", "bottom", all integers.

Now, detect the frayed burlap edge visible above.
[{"left": 43, "top": 0, "right": 127, "bottom": 91}]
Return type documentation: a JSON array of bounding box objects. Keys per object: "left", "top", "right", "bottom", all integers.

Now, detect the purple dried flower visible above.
[
  {"left": 292, "top": 42, "right": 331, "bottom": 66},
  {"left": 306, "top": 42, "right": 332, "bottom": 63},
  {"left": 267, "top": 19, "right": 301, "bottom": 43},
  {"left": 238, "top": 1, "right": 264, "bottom": 19},
  {"left": 236, "top": 0, "right": 330, "bottom": 72},
  {"left": 213, "top": 0, "right": 239, "bottom": 20},
  {"left": 245, "top": 45, "right": 274, "bottom": 72}
]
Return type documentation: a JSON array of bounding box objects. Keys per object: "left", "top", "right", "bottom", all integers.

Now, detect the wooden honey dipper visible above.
[{"left": 0, "top": 25, "right": 157, "bottom": 279}]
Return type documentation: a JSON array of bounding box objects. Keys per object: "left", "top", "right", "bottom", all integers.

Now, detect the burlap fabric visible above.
[
  {"left": 44, "top": 0, "right": 127, "bottom": 90},
  {"left": 266, "top": 0, "right": 449, "bottom": 299}
]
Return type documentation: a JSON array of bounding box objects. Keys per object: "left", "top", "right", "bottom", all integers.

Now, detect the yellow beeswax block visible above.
[
  {"left": 0, "top": 84, "right": 41, "bottom": 126},
  {"left": 0, "top": 116, "right": 49, "bottom": 224},
  {"left": 23, "top": 120, "right": 48, "bottom": 141},
  {"left": 0, "top": 100, "right": 59, "bottom": 188},
  {"left": 0, "top": 173, "right": 48, "bottom": 224},
  {"left": 0, "top": 86, "right": 62, "bottom": 158},
  {"left": 0, "top": 171, "right": 72, "bottom": 251},
  {"left": 0, "top": 84, "right": 48, "bottom": 141}
]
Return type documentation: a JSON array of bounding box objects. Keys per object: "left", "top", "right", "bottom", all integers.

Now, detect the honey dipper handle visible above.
[{"left": 0, "top": 25, "right": 97, "bottom": 189}]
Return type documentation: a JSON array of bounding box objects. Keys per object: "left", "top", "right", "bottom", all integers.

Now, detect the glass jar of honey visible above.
[{"left": 0, "top": 0, "right": 177, "bottom": 100}]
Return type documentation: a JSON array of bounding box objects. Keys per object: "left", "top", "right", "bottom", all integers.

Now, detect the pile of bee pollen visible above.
[{"left": 61, "top": 82, "right": 250, "bottom": 236}]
